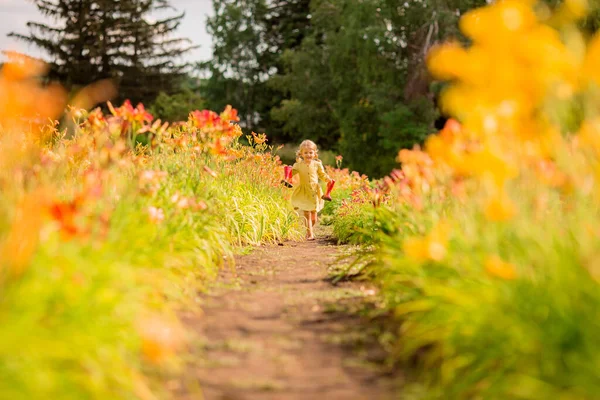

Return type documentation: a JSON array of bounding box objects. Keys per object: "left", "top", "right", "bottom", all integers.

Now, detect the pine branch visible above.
[
  {"left": 25, "top": 21, "right": 64, "bottom": 34},
  {"left": 32, "top": 0, "right": 62, "bottom": 18}
]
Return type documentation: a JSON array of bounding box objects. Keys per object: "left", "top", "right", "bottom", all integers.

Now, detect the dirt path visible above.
[{"left": 179, "top": 231, "right": 398, "bottom": 400}]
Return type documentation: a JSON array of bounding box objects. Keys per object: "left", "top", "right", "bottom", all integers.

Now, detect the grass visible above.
[
  {"left": 325, "top": 166, "right": 600, "bottom": 399},
  {"left": 0, "top": 102, "right": 302, "bottom": 399},
  {"left": 325, "top": 141, "right": 600, "bottom": 398}
]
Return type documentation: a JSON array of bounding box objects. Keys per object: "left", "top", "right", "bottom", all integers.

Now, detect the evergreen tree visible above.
[
  {"left": 9, "top": 0, "right": 195, "bottom": 105},
  {"left": 9, "top": 0, "right": 102, "bottom": 86},
  {"left": 114, "top": 0, "right": 197, "bottom": 104}
]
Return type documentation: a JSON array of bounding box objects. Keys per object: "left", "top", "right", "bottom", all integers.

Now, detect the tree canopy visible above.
[
  {"left": 203, "top": 0, "right": 488, "bottom": 176},
  {"left": 201, "top": 0, "right": 312, "bottom": 139}
]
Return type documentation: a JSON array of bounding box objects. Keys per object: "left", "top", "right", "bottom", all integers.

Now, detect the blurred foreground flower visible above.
[
  {"left": 485, "top": 255, "right": 518, "bottom": 280},
  {"left": 1, "top": 51, "right": 116, "bottom": 135},
  {"left": 170, "top": 192, "right": 208, "bottom": 211},
  {"left": 147, "top": 207, "right": 165, "bottom": 224},
  {"left": 138, "top": 314, "right": 186, "bottom": 364},
  {"left": 0, "top": 51, "right": 66, "bottom": 134},
  {"left": 484, "top": 192, "right": 518, "bottom": 222},
  {"left": 0, "top": 190, "right": 46, "bottom": 276},
  {"left": 48, "top": 196, "right": 85, "bottom": 239},
  {"left": 203, "top": 165, "right": 218, "bottom": 178},
  {"left": 0, "top": 51, "right": 116, "bottom": 174},
  {"left": 139, "top": 170, "right": 168, "bottom": 195},
  {"left": 403, "top": 222, "right": 450, "bottom": 262}
]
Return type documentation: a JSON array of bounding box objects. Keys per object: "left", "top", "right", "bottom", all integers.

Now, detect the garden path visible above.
[{"left": 177, "top": 229, "right": 399, "bottom": 400}]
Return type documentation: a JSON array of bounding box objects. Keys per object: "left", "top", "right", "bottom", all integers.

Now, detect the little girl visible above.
[{"left": 290, "top": 140, "right": 332, "bottom": 240}]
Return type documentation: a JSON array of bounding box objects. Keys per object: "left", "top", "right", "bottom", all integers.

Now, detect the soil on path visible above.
[{"left": 179, "top": 231, "right": 398, "bottom": 400}]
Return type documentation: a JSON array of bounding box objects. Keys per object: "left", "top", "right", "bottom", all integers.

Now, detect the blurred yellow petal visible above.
[
  {"left": 403, "top": 237, "right": 429, "bottom": 262},
  {"left": 565, "top": 0, "right": 589, "bottom": 19},
  {"left": 460, "top": 0, "right": 537, "bottom": 44},
  {"left": 69, "top": 79, "right": 117, "bottom": 110},
  {"left": 485, "top": 255, "right": 518, "bottom": 280},
  {"left": 578, "top": 118, "right": 600, "bottom": 153},
  {"left": 583, "top": 33, "right": 600, "bottom": 85},
  {"left": 427, "top": 241, "right": 447, "bottom": 262},
  {"left": 427, "top": 42, "right": 469, "bottom": 81},
  {"left": 484, "top": 192, "right": 517, "bottom": 222}
]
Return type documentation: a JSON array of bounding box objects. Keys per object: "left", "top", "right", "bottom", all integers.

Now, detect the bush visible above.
[{"left": 149, "top": 88, "right": 205, "bottom": 122}]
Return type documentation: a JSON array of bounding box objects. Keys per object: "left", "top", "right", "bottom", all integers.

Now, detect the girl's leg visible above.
[
  {"left": 311, "top": 211, "right": 317, "bottom": 228},
  {"left": 303, "top": 211, "right": 314, "bottom": 239}
]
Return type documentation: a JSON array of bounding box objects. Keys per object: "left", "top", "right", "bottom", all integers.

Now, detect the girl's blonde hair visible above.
[{"left": 296, "top": 140, "right": 319, "bottom": 161}]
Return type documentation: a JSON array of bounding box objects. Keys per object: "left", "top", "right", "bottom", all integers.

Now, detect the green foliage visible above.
[
  {"left": 0, "top": 160, "right": 225, "bottom": 399},
  {"left": 202, "top": 0, "right": 492, "bottom": 177},
  {"left": 332, "top": 201, "right": 376, "bottom": 245},
  {"left": 269, "top": 36, "right": 340, "bottom": 149},
  {"left": 150, "top": 88, "right": 205, "bottom": 122},
  {"left": 271, "top": 0, "right": 443, "bottom": 177},
  {"left": 320, "top": 188, "right": 351, "bottom": 218},
  {"left": 201, "top": 0, "right": 311, "bottom": 141},
  {"left": 328, "top": 187, "right": 378, "bottom": 245}
]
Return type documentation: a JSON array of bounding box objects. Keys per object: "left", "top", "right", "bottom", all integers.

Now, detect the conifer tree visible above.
[
  {"left": 9, "top": 0, "right": 101, "bottom": 86},
  {"left": 9, "top": 0, "right": 195, "bottom": 105},
  {"left": 114, "top": 0, "right": 196, "bottom": 104}
]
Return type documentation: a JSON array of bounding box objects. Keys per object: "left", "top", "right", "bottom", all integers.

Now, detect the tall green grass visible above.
[
  {"left": 0, "top": 123, "right": 301, "bottom": 399},
  {"left": 328, "top": 182, "right": 600, "bottom": 399}
]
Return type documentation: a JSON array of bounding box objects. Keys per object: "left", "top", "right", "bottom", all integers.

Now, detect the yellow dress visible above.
[{"left": 291, "top": 159, "right": 332, "bottom": 212}]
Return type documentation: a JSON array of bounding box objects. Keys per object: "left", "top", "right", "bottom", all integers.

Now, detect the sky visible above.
[{"left": 0, "top": 0, "right": 215, "bottom": 63}]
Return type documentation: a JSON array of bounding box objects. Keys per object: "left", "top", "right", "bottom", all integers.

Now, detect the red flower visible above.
[
  {"left": 48, "top": 195, "right": 86, "bottom": 239},
  {"left": 191, "top": 110, "right": 220, "bottom": 129},
  {"left": 220, "top": 105, "right": 240, "bottom": 123},
  {"left": 108, "top": 100, "right": 154, "bottom": 124}
]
